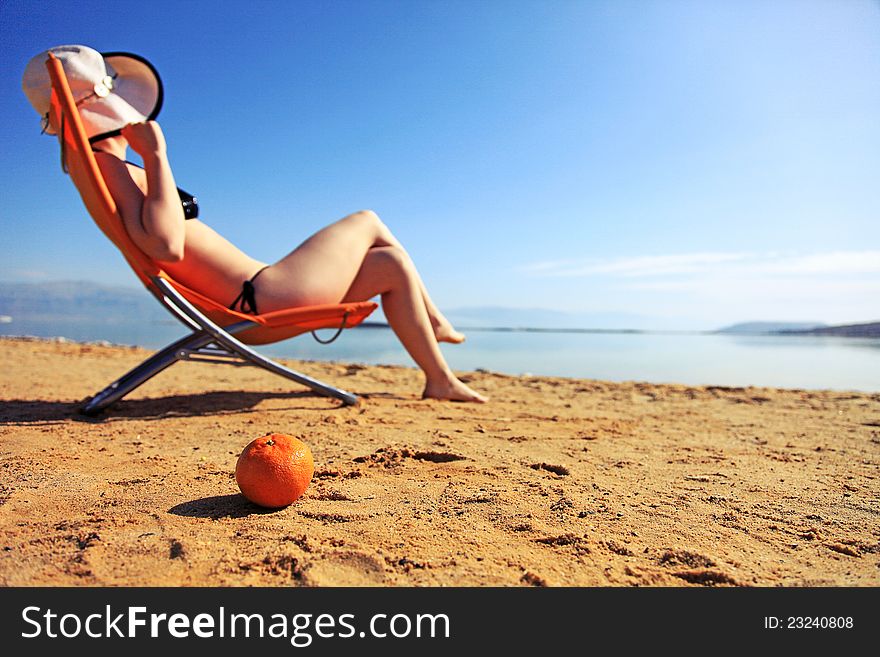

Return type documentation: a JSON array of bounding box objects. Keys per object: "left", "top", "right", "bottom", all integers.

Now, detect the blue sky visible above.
[{"left": 1, "top": 0, "right": 878, "bottom": 328}]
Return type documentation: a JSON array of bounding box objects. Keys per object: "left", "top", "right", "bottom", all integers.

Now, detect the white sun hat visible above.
[{"left": 22, "top": 44, "right": 163, "bottom": 143}]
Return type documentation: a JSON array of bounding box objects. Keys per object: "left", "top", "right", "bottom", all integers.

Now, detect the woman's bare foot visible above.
[
  {"left": 432, "top": 319, "right": 466, "bottom": 344},
  {"left": 423, "top": 377, "right": 488, "bottom": 403}
]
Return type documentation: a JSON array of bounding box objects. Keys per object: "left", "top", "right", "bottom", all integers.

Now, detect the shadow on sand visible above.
[
  {"left": 168, "top": 494, "right": 281, "bottom": 519},
  {"left": 0, "top": 389, "right": 343, "bottom": 425}
]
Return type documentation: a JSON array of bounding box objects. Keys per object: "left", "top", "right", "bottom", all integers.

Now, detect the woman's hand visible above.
[{"left": 121, "top": 121, "right": 167, "bottom": 159}]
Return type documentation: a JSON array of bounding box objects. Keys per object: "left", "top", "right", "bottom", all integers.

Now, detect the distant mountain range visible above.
[
  {"left": 441, "top": 306, "right": 684, "bottom": 331},
  {"left": 0, "top": 284, "right": 694, "bottom": 331},
  {"left": 715, "top": 320, "right": 880, "bottom": 338},
  {"left": 1, "top": 281, "right": 878, "bottom": 337},
  {"left": 0, "top": 280, "right": 164, "bottom": 322},
  {"left": 714, "top": 321, "right": 828, "bottom": 335},
  {"left": 777, "top": 321, "right": 880, "bottom": 338}
]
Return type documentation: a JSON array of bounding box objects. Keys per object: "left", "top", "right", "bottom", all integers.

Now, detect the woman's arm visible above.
[{"left": 95, "top": 121, "right": 186, "bottom": 262}]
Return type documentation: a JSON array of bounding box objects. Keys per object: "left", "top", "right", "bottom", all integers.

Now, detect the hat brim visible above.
[{"left": 87, "top": 51, "right": 163, "bottom": 143}]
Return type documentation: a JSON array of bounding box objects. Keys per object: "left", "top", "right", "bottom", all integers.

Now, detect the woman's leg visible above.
[
  {"left": 257, "top": 210, "right": 464, "bottom": 342},
  {"left": 341, "top": 246, "right": 487, "bottom": 402},
  {"left": 355, "top": 219, "right": 465, "bottom": 344},
  {"left": 413, "top": 275, "right": 466, "bottom": 344},
  {"left": 254, "top": 210, "right": 391, "bottom": 310},
  {"left": 255, "top": 210, "right": 485, "bottom": 401}
]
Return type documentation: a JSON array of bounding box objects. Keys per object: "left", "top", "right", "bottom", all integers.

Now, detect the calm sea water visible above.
[{"left": 2, "top": 317, "right": 878, "bottom": 392}]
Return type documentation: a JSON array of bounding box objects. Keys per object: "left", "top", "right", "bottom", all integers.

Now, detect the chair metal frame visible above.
[{"left": 81, "top": 277, "right": 360, "bottom": 415}]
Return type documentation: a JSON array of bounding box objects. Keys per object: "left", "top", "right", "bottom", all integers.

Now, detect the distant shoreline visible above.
[
  {"left": 358, "top": 321, "right": 880, "bottom": 338},
  {"left": 360, "top": 322, "right": 670, "bottom": 335},
  {"left": 2, "top": 330, "right": 876, "bottom": 392},
  {"left": 776, "top": 321, "right": 880, "bottom": 338},
  {"left": 5, "top": 320, "right": 879, "bottom": 340},
  {"left": 3, "top": 281, "right": 877, "bottom": 337}
]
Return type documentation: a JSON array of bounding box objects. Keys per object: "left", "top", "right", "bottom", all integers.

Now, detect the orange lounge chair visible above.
[{"left": 44, "top": 54, "right": 378, "bottom": 414}]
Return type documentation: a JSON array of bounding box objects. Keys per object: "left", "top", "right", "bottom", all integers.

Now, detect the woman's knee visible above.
[
  {"left": 368, "top": 245, "right": 413, "bottom": 275},
  {"left": 337, "top": 209, "right": 384, "bottom": 242},
  {"left": 341, "top": 245, "right": 415, "bottom": 301},
  {"left": 347, "top": 208, "right": 382, "bottom": 228},
  {"left": 342, "top": 208, "right": 403, "bottom": 250}
]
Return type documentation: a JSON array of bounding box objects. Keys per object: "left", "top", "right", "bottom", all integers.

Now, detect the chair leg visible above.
[
  {"left": 82, "top": 277, "right": 362, "bottom": 415},
  {"left": 80, "top": 331, "right": 214, "bottom": 416},
  {"left": 81, "top": 328, "right": 358, "bottom": 414},
  {"left": 153, "top": 277, "right": 360, "bottom": 406},
  {"left": 225, "top": 342, "right": 360, "bottom": 406}
]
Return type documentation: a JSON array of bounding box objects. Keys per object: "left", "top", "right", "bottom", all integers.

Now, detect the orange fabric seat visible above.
[{"left": 162, "top": 278, "right": 375, "bottom": 345}]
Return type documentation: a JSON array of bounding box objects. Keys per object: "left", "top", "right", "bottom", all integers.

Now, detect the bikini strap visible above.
[
  {"left": 92, "top": 149, "right": 143, "bottom": 169},
  {"left": 228, "top": 267, "right": 269, "bottom": 315}
]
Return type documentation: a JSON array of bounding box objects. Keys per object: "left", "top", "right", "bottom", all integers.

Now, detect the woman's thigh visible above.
[{"left": 254, "top": 210, "right": 382, "bottom": 312}]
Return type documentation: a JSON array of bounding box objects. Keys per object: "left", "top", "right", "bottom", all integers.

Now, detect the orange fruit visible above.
[{"left": 235, "top": 433, "right": 314, "bottom": 508}]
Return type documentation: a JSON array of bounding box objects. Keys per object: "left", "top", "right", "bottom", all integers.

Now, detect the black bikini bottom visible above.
[{"left": 229, "top": 266, "right": 269, "bottom": 315}]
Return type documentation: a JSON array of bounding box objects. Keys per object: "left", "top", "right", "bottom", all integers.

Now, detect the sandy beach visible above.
[{"left": 0, "top": 336, "right": 877, "bottom": 586}]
